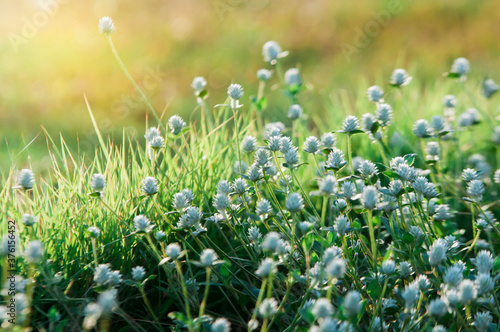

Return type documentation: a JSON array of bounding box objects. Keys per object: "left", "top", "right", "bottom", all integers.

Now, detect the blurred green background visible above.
[{"left": 1, "top": 0, "right": 500, "bottom": 171}]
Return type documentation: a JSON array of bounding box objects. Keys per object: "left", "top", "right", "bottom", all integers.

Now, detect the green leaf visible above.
[
  {"left": 403, "top": 153, "right": 416, "bottom": 166},
  {"left": 88, "top": 192, "right": 101, "bottom": 197},
  {"left": 302, "top": 233, "right": 314, "bottom": 253},
  {"left": 402, "top": 232, "right": 415, "bottom": 244},
  {"left": 367, "top": 279, "right": 382, "bottom": 298},
  {"left": 219, "top": 263, "right": 230, "bottom": 278}
]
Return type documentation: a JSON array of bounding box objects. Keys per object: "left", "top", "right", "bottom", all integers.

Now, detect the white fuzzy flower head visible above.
[
  {"left": 24, "top": 240, "right": 44, "bottom": 264},
  {"left": 333, "top": 215, "right": 350, "bottom": 237},
  {"left": 474, "top": 312, "right": 493, "bottom": 332},
  {"left": 131, "top": 266, "right": 146, "bottom": 281},
  {"left": 233, "top": 160, "right": 248, "bottom": 174},
  {"left": 425, "top": 142, "right": 440, "bottom": 160},
  {"left": 381, "top": 259, "right": 396, "bottom": 275},
  {"left": 390, "top": 68, "right": 412, "bottom": 87},
  {"left": 241, "top": 135, "right": 257, "bottom": 154},
  {"left": 254, "top": 149, "right": 270, "bottom": 166},
  {"left": 376, "top": 103, "right": 393, "bottom": 126},
  {"left": 398, "top": 261, "right": 413, "bottom": 279},
  {"left": 361, "top": 186, "right": 379, "bottom": 210},
  {"left": 427, "top": 238, "right": 447, "bottom": 266},
  {"left": 473, "top": 250, "right": 494, "bottom": 274},
  {"left": 413, "top": 119, "right": 429, "bottom": 138},
  {"left": 451, "top": 57, "right": 470, "bottom": 76},
  {"left": 342, "top": 115, "right": 359, "bottom": 133},
  {"left": 17, "top": 169, "right": 34, "bottom": 189},
  {"left": 191, "top": 76, "right": 207, "bottom": 92},
  {"left": 108, "top": 270, "right": 122, "bottom": 287},
  {"left": 150, "top": 136, "right": 165, "bottom": 150},
  {"left": 319, "top": 175, "right": 336, "bottom": 195},
  {"left": 462, "top": 168, "right": 479, "bottom": 182},
  {"left": 22, "top": 214, "right": 38, "bottom": 227},
  {"left": 262, "top": 40, "right": 284, "bottom": 64},
  {"left": 367, "top": 85, "right": 384, "bottom": 102},
  {"left": 358, "top": 160, "right": 378, "bottom": 179},
  {"left": 88, "top": 226, "right": 101, "bottom": 238},
  {"left": 257, "top": 69, "right": 272, "bottom": 81},
  {"left": 304, "top": 136, "right": 320, "bottom": 154},
  {"left": 98, "top": 17, "right": 115, "bottom": 35},
  {"left": 493, "top": 169, "right": 500, "bottom": 183},
  {"left": 98, "top": 289, "right": 117, "bottom": 315},
  {"left": 321, "top": 133, "right": 336, "bottom": 149},
  {"left": 256, "top": 258, "right": 277, "bottom": 278},
  {"left": 288, "top": 104, "right": 303, "bottom": 120},
  {"left": 199, "top": 249, "right": 218, "bottom": 268},
  {"left": 227, "top": 83, "right": 244, "bottom": 100},
  {"left": 343, "top": 291, "right": 361, "bottom": 317},
  {"left": 467, "top": 179, "right": 485, "bottom": 201},
  {"left": 247, "top": 164, "right": 263, "bottom": 182},
  {"left": 91, "top": 173, "right": 106, "bottom": 192},
  {"left": 427, "top": 298, "right": 447, "bottom": 317},
  {"left": 166, "top": 243, "right": 182, "bottom": 260},
  {"left": 402, "top": 284, "right": 419, "bottom": 310},
  {"left": 476, "top": 273, "right": 494, "bottom": 295},
  {"left": 155, "top": 230, "right": 166, "bottom": 241},
  {"left": 459, "top": 279, "right": 477, "bottom": 304},
  {"left": 286, "top": 193, "right": 304, "bottom": 213},
  {"left": 262, "top": 232, "right": 281, "bottom": 254},
  {"left": 168, "top": 115, "right": 186, "bottom": 135},
  {"left": 145, "top": 127, "right": 161, "bottom": 141},
  {"left": 483, "top": 78, "right": 499, "bottom": 98},
  {"left": 134, "top": 215, "right": 154, "bottom": 233},
  {"left": 141, "top": 176, "right": 158, "bottom": 195},
  {"left": 312, "top": 298, "right": 334, "bottom": 319},
  {"left": 256, "top": 199, "right": 272, "bottom": 216},
  {"left": 326, "top": 148, "right": 347, "bottom": 170},
  {"left": 442, "top": 95, "right": 457, "bottom": 108},
  {"left": 94, "top": 264, "right": 111, "bottom": 286},
  {"left": 211, "top": 317, "right": 231, "bottom": 332},
  {"left": 325, "top": 258, "right": 346, "bottom": 279},
  {"left": 284, "top": 68, "right": 302, "bottom": 86},
  {"left": 361, "top": 113, "right": 376, "bottom": 132},
  {"left": 213, "top": 193, "right": 231, "bottom": 212},
  {"left": 83, "top": 302, "right": 102, "bottom": 329},
  {"left": 259, "top": 298, "right": 278, "bottom": 318}
]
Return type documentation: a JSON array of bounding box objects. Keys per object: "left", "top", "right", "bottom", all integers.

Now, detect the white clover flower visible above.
[
  {"left": 474, "top": 312, "right": 493, "bottom": 332},
  {"left": 217, "top": 180, "right": 232, "bottom": 195},
  {"left": 88, "top": 226, "right": 101, "bottom": 238},
  {"left": 247, "top": 164, "right": 263, "bottom": 182},
  {"left": 279, "top": 136, "right": 294, "bottom": 154},
  {"left": 241, "top": 136, "right": 257, "bottom": 154},
  {"left": 256, "top": 258, "right": 277, "bottom": 278},
  {"left": 288, "top": 104, "right": 303, "bottom": 120},
  {"left": 91, "top": 173, "right": 106, "bottom": 192},
  {"left": 390, "top": 69, "right": 412, "bottom": 87},
  {"left": 342, "top": 115, "right": 359, "bottom": 133},
  {"left": 398, "top": 261, "right": 413, "bottom": 278},
  {"left": 462, "top": 168, "right": 479, "bottom": 182},
  {"left": 482, "top": 78, "right": 499, "bottom": 98},
  {"left": 340, "top": 182, "right": 357, "bottom": 201},
  {"left": 213, "top": 193, "right": 231, "bottom": 212},
  {"left": 467, "top": 179, "right": 485, "bottom": 201},
  {"left": 211, "top": 317, "right": 231, "bottom": 332},
  {"left": 168, "top": 115, "right": 186, "bottom": 135},
  {"left": 131, "top": 266, "right": 146, "bottom": 281},
  {"left": 361, "top": 186, "right": 379, "bottom": 210},
  {"left": 233, "top": 161, "right": 248, "bottom": 174},
  {"left": 286, "top": 193, "right": 304, "bottom": 212},
  {"left": 427, "top": 298, "right": 447, "bottom": 317},
  {"left": 402, "top": 284, "right": 419, "bottom": 310},
  {"left": 415, "top": 275, "right": 430, "bottom": 291},
  {"left": 476, "top": 273, "right": 494, "bottom": 295},
  {"left": 134, "top": 215, "right": 154, "bottom": 233},
  {"left": 473, "top": 250, "right": 494, "bottom": 274},
  {"left": 459, "top": 279, "right": 477, "bottom": 303},
  {"left": 376, "top": 103, "right": 393, "bottom": 126},
  {"left": 233, "top": 178, "right": 247, "bottom": 195},
  {"left": 94, "top": 264, "right": 111, "bottom": 286},
  {"left": 145, "top": 127, "right": 161, "bottom": 141},
  {"left": 256, "top": 199, "right": 272, "bottom": 216},
  {"left": 181, "top": 206, "right": 202, "bottom": 228},
  {"left": 166, "top": 243, "right": 182, "bottom": 260},
  {"left": 425, "top": 142, "right": 440, "bottom": 160},
  {"left": 433, "top": 205, "right": 453, "bottom": 221},
  {"left": 227, "top": 83, "right": 244, "bottom": 100},
  {"left": 248, "top": 226, "right": 262, "bottom": 243},
  {"left": 191, "top": 76, "right": 207, "bottom": 92},
  {"left": 304, "top": 136, "right": 320, "bottom": 154},
  {"left": 262, "top": 232, "right": 281, "bottom": 253},
  {"left": 428, "top": 238, "right": 447, "bottom": 266},
  {"left": 494, "top": 169, "right": 500, "bottom": 183},
  {"left": 199, "top": 249, "right": 218, "bottom": 268},
  {"left": 259, "top": 298, "right": 279, "bottom": 318},
  {"left": 358, "top": 160, "right": 378, "bottom": 179},
  {"left": 257, "top": 69, "right": 272, "bottom": 81},
  {"left": 325, "top": 258, "right": 346, "bottom": 279},
  {"left": 367, "top": 85, "right": 384, "bottom": 102},
  {"left": 321, "top": 133, "right": 336, "bottom": 149},
  {"left": 267, "top": 136, "right": 282, "bottom": 152},
  {"left": 83, "top": 302, "right": 102, "bottom": 330},
  {"left": 451, "top": 57, "right": 470, "bottom": 76},
  {"left": 254, "top": 149, "right": 270, "bottom": 166},
  {"left": 172, "top": 192, "right": 190, "bottom": 210},
  {"left": 284, "top": 68, "right": 302, "bottom": 86},
  {"left": 430, "top": 115, "right": 446, "bottom": 132},
  {"left": 394, "top": 164, "right": 417, "bottom": 182},
  {"left": 98, "top": 17, "right": 115, "bottom": 35},
  {"left": 24, "top": 240, "right": 44, "bottom": 264},
  {"left": 150, "top": 136, "right": 165, "bottom": 150},
  {"left": 361, "top": 113, "right": 377, "bottom": 132},
  {"left": 319, "top": 175, "right": 336, "bottom": 195},
  {"left": 443, "top": 264, "right": 463, "bottom": 287},
  {"left": 98, "top": 289, "right": 117, "bottom": 315},
  {"left": 312, "top": 298, "right": 334, "bottom": 319},
  {"left": 21, "top": 214, "right": 37, "bottom": 227},
  {"left": 322, "top": 246, "right": 343, "bottom": 266},
  {"left": 333, "top": 215, "right": 350, "bottom": 237},
  {"left": 326, "top": 148, "right": 347, "bottom": 170},
  {"left": 381, "top": 259, "right": 396, "bottom": 275},
  {"left": 17, "top": 169, "right": 34, "bottom": 189},
  {"left": 442, "top": 95, "right": 457, "bottom": 108},
  {"left": 412, "top": 177, "right": 429, "bottom": 195},
  {"left": 264, "top": 122, "right": 285, "bottom": 139},
  {"left": 343, "top": 291, "right": 361, "bottom": 317},
  {"left": 141, "top": 177, "right": 158, "bottom": 195},
  {"left": 262, "top": 40, "right": 285, "bottom": 63},
  {"left": 413, "top": 119, "right": 429, "bottom": 137},
  {"left": 108, "top": 270, "right": 122, "bottom": 287}
]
